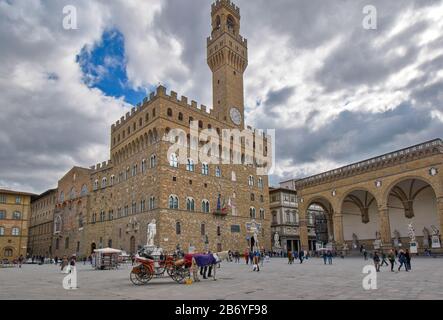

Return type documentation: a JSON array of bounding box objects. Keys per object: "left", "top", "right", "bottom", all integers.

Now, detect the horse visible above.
[{"left": 186, "top": 251, "right": 226, "bottom": 281}]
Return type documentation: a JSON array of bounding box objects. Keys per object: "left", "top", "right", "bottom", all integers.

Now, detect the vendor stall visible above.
[{"left": 93, "top": 248, "right": 122, "bottom": 270}]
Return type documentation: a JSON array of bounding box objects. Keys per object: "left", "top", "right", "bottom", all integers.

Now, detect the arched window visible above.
[
  {"left": 167, "top": 108, "right": 173, "bottom": 117},
  {"left": 286, "top": 210, "right": 291, "bottom": 223},
  {"left": 110, "top": 175, "right": 115, "bottom": 186},
  {"left": 125, "top": 167, "right": 130, "bottom": 180},
  {"left": 250, "top": 193, "right": 255, "bottom": 201},
  {"left": 201, "top": 223, "right": 205, "bottom": 236},
  {"left": 217, "top": 226, "right": 221, "bottom": 236},
  {"left": 78, "top": 214, "right": 84, "bottom": 228},
  {"left": 12, "top": 227, "right": 20, "bottom": 236},
  {"left": 80, "top": 185, "right": 88, "bottom": 197},
  {"left": 0, "top": 226, "right": 4, "bottom": 236},
  {"left": 132, "top": 164, "right": 137, "bottom": 176},
  {"left": 201, "top": 163, "right": 209, "bottom": 175},
  {"left": 152, "top": 108, "right": 156, "bottom": 118},
  {"left": 186, "top": 198, "right": 195, "bottom": 211},
  {"left": 149, "top": 196, "right": 156, "bottom": 210},
  {"left": 178, "top": 112, "right": 183, "bottom": 121},
  {"left": 150, "top": 154, "right": 157, "bottom": 168},
  {"left": 93, "top": 180, "right": 99, "bottom": 190},
  {"left": 258, "top": 178, "right": 263, "bottom": 189},
  {"left": 141, "top": 159, "right": 147, "bottom": 173},
  {"left": 70, "top": 187, "right": 76, "bottom": 199},
  {"left": 101, "top": 177, "right": 107, "bottom": 188},
  {"left": 176, "top": 221, "right": 181, "bottom": 235},
  {"left": 4, "top": 248, "right": 13, "bottom": 257},
  {"left": 249, "top": 207, "right": 256, "bottom": 219},
  {"left": 169, "top": 153, "right": 178, "bottom": 168},
  {"left": 259, "top": 208, "right": 265, "bottom": 220},
  {"left": 260, "top": 195, "right": 264, "bottom": 203},
  {"left": 145, "top": 113, "right": 149, "bottom": 123},
  {"left": 186, "top": 159, "right": 195, "bottom": 172},
  {"left": 248, "top": 175, "right": 254, "bottom": 186},
  {"left": 201, "top": 200, "right": 210, "bottom": 213},
  {"left": 189, "top": 116, "right": 194, "bottom": 125},
  {"left": 198, "top": 120, "right": 203, "bottom": 129},
  {"left": 169, "top": 195, "right": 179, "bottom": 209},
  {"left": 215, "top": 15, "right": 221, "bottom": 29},
  {"left": 100, "top": 211, "right": 105, "bottom": 222},
  {"left": 215, "top": 166, "right": 221, "bottom": 177},
  {"left": 272, "top": 211, "right": 277, "bottom": 224},
  {"left": 12, "top": 211, "right": 21, "bottom": 220},
  {"left": 54, "top": 215, "right": 62, "bottom": 233}
]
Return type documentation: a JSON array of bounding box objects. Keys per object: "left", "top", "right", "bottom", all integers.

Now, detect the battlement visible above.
[
  {"left": 207, "top": 30, "right": 247, "bottom": 47},
  {"left": 112, "top": 85, "right": 213, "bottom": 132},
  {"left": 211, "top": 0, "right": 240, "bottom": 16},
  {"left": 90, "top": 160, "right": 113, "bottom": 172}
]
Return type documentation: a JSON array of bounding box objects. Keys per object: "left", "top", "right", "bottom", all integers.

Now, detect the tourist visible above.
[
  {"left": 60, "top": 255, "right": 68, "bottom": 272},
  {"left": 405, "top": 249, "right": 411, "bottom": 271},
  {"left": 18, "top": 255, "right": 24, "bottom": 268},
  {"left": 244, "top": 250, "right": 249, "bottom": 265},
  {"left": 387, "top": 250, "right": 396, "bottom": 272},
  {"left": 288, "top": 251, "right": 293, "bottom": 264},
  {"left": 397, "top": 250, "right": 408, "bottom": 272},
  {"left": 298, "top": 250, "right": 304, "bottom": 264},
  {"left": 373, "top": 251, "right": 380, "bottom": 272},
  {"left": 327, "top": 251, "right": 333, "bottom": 265},
  {"left": 323, "top": 251, "right": 327, "bottom": 265},
  {"left": 380, "top": 251, "right": 389, "bottom": 267},
  {"left": 363, "top": 249, "right": 368, "bottom": 260},
  {"left": 54, "top": 256, "right": 58, "bottom": 265},
  {"left": 249, "top": 251, "right": 254, "bottom": 265},
  {"left": 253, "top": 250, "right": 260, "bottom": 272}
]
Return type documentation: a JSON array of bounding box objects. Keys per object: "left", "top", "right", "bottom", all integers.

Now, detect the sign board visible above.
[
  {"left": 432, "top": 235, "right": 441, "bottom": 248},
  {"left": 409, "top": 241, "right": 418, "bottom": 254}
]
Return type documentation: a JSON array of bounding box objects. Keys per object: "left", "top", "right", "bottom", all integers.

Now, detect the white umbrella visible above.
[{"left": 94, "top": 248, "right": 122, "bottom": 254}]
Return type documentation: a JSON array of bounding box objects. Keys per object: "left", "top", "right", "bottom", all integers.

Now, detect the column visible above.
[
  {"left": 332, "top": 213, "right": 344, "bottom": 248},
  {"left": 438, "top": 197, "right": 443, "bottom": 241},
  {"left": 379, "top": 206, "right": 392, "bottom": 249},
  {"left": 299, "top": 219, "right": 309, "bottom": 251}
]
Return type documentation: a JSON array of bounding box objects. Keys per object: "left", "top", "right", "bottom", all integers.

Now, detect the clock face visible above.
[{"left": 230, "top": 107, "right": 242, "bottom": 126}]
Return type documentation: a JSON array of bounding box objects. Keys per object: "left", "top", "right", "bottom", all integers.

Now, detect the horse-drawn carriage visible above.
[{"left": 130, "top": 247, "right": 229, "bottom": 285}]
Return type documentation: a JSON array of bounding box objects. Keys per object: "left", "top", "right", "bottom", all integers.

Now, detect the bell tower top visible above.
[{"left": 207, "top": 0, "right": 248, "bottom": 128}]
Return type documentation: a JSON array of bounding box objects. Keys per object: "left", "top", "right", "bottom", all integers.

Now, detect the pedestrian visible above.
[
  {"left": 322, "top": 251, "right": 327, "bottom": 265},
  {"left": 380, "top": 251, "right": 389, "bottom": 267},
  {"left": 363, "top": 249, "right": 368, "bottom": 260},
  {"left": 373, "top": 251, "right": 381, "bottom": 272},
  {"left": 249, "top": 251, "right": 254, "bottom": 265},
  {"left": 18, "top": 255, "right": 24, "bottom": 268},
  {"left": 405, "top": 249, "right": 412, "bottom": 271},
  {"left": 387, "top": 250, "right": 396, "bottom": 272},
  {"left": 244, "top": 250, "right": 249, "bottom": 265},
  {"left": 253, "top": 250, "right": 260, "bottom": 272},
  {"left": 397, "top": 250, "right": 408, "bottom": 272},
  {"left": 327, "top": 251, "right": 333, "bottom": 265},
  {"left": 288, "top": 251, "right": 293, "bottom": 264},
  {"left": 299, "top": 250, "right": 304, "bottom": 264},
  {"left": 54, "top": 256, "right": 58, "bottom": 265}
]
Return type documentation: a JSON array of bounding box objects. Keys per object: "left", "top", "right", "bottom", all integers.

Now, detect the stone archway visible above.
[
  {"left": 339, "top": 189, "right": 379, "bottom": 251},
  {"left": 303, "top": 196, "right": 336, "bottom": 250},
  {"left": 385, "top": 177, "right": 440, "bottom": 251}
]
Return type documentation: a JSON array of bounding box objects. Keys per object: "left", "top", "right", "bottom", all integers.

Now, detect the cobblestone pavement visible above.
[{"left": 1, "top": 257, "right": 442, "bottom": 300}]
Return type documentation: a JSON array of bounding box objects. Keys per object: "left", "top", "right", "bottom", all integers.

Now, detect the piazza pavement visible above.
[{"left": 0, "top": 256, "right": 442, "bottom": 300}]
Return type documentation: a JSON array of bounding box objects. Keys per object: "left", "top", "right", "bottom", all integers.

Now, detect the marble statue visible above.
[
  {"left": 274, "top": 232, "right": 281, "bottom": 248},
  {"left": 146, "top": 219, "right": 156, "bottom": 247},
  {"left": 408, "top": 223, "right": 416, "bottom": 242}
]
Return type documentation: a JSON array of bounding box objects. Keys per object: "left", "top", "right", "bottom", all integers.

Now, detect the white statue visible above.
[
  {"left": 146, "top": 219, "right": 156, "bottom": 247},
  {"left": 274, "top": 232, "right": 280, "bottom": 248}
]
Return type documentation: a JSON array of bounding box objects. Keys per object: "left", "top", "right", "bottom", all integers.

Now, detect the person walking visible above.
[
  {"left": 373, "top": 251, "right": 381, "bottom": 272},
  {"left": 398, "top": 250, "right": 408, "bottom": 272},
  {"left": 363, "top": 249, "right": 368, "bottom": 260},
  {"left": 298, "top": 250, "right": 304, "bottom": 264},
  {"left": 18, "top": 255, "right": 24, "bottom": 268},
  {"left": 380, "top": 251, "right": 389, "bottom": 267},
  {"left": 288, "top": 251, "right": 293, "bottom": 264},
  {"left": 387, "top": 250, "right": 396, "bottom": 272},
  {"left": 405, "top": 249, "right": 412, "bottom": 271},
  {"left": 323, "top": 251, "right": 328, "bottom": 265},
  {"left": 244, "top": 250, "right": 249, "bottom": 265},
  {"left": 253, "top": 250, "right": 260, "bottom": 272},
  {"left": 327, "top": 251, "right": 333, "bottom": 265}
]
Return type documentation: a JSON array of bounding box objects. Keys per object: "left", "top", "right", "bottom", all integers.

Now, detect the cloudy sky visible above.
[{"left": 0, "top": 0, "right": 442, "bottom": 193}]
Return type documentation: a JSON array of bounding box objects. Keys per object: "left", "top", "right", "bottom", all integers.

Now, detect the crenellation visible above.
[
  {"left": 170, "top": 91, "right": 177, "bottom": 100},
  {"left": 191, "top": 100, "right": 197, "bottom": 109}
]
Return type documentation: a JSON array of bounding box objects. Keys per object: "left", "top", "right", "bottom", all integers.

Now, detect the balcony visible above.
[{"left": 213, "top": 209, "right": 228, "bottom": 217}]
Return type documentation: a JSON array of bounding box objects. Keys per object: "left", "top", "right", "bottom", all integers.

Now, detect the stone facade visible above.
[
  {"left": 29, "top": 0, "right": 272, "bottom": 258},
  {"left": 28, "top": 189, "right": 57, "bottom": 257},
  {"left": 0, "top": 189, "right": 35, "bottom": 260},
  {"left": 281, "top": 139, "right": 443, "bottom": 253}
]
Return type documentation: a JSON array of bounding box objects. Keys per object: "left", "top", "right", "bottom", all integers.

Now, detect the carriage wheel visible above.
[{"left": 130, "top": 271, "right": 143, "bottom": 285}]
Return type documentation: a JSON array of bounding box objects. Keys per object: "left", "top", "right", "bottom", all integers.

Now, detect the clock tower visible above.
[{"left": 207, "top": 0, "right": 248, "bottom": 128}]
